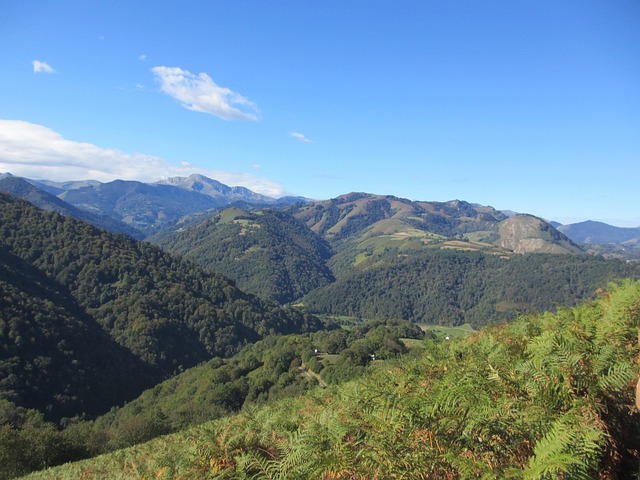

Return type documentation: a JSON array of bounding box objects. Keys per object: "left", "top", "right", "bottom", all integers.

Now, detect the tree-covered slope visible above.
[
  {"left": 0, "top": 319, "right": 420, "bottom": 479},
  {"left": 0, "top": 246, "right": 154, "bottom": 420},
  {"left": 153, "top": 207, "right": 334, "bottom": 303},
  {"left": 0, "top": 194, "right": 324, "bottom": 410},
  {"left": 77, "top": 319, "right": 422, "bottom": 441},
  {"left": 303, "top": 249, "right": 640, "bottom": 327},
  {"left": 24, "top": 280, "right": 640, "bottom": 479}
]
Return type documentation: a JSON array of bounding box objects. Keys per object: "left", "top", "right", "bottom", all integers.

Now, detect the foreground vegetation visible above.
[
  {"left": 0, "top": 319, "right": 423, "bottom": 479},
  {"left": 22, "top": 280, "right": 640, "bottom": 479}
]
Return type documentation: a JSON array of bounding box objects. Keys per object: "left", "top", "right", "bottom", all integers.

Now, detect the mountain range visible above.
[
  {"left": 2, "top": 171, "right": 634, "bottom": 255},
  {"left": 0, "top": 173, "right": 303, "bottom": 238},
  {"left": 2, "top": 172, "right": 640, "bottom": 478}
]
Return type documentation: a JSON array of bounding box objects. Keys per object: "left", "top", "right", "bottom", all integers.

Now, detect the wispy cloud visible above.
[
  {"left": 33, "top": 60, "right": 55, "bottom": 74},
  {"left": 290, "top": 132, "right": 313, "bottom": 143},
  {"left": 0, "top": 120, "right": 284, "bottom": 196},
  {"left": 151, "top": 66, "right": 259, "bottom": 121},
  {"left": 139, "top": 54, "right": 147, "bottom": 61}
]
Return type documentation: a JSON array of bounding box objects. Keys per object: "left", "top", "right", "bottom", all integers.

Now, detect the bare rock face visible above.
[{"left": 497, "top": 215, "right": 583, "bottom": 254}]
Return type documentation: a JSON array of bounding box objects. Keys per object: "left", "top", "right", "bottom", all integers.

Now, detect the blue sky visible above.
[{"left": 1, "top": 1, "right": 638, "bottom": 226}]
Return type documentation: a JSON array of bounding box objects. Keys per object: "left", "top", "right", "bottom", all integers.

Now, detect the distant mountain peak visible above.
[
  {"left": 161, "top": 174, "right": 225, "bottom": 188},
  {"left": 156, "top": 174, "right": 274, "bottom": 203}
]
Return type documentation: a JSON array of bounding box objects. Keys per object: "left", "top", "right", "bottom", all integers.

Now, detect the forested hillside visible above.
[
  {"left": 23, "top": 280, "right": 640, "bottom": 479},
  {"left": 303, "top": 249, "right": 640, "bottom": 326},
  {"left": 0, "top": 247, "right": 153, "bottom": 420},
  {"left": 152, "top": 207, "right": 334, "bottom": 303},
  {"left": 0, "top": 194, "right": 324, "bottom": 421}
]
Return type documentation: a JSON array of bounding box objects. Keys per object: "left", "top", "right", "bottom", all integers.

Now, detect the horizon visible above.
[{"left": 1, "top": 1, "right": 638, "bottom": 227}]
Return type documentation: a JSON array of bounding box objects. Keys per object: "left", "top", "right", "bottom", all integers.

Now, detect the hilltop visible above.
[
  {"left": 4, "top": 172, "right": 633, "bottom": 259},
  {"left": 152, "top": 207, "right": 334, "bottom": 303},
  {"left": 0, "top": 176, "right": 142, "bottom": 238},
  {"left": 1, "top": 174, "right": 300, "bottom": 237}
]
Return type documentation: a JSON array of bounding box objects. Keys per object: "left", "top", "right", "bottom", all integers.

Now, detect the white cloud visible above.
[
  {"left": 251, "top": 164, "right": 262, "bottom": 170},
  {"left": 290, "top": 132, "right": 313, "bottom": 143},
  {"left": 0, "top": 120, "right": 284, "bottom": 196},
  {"left": 33, "top": 60, "right": 55, "bottom": 74},
  {"left": 139, "top": 54, "right": 147, "bottom": 61},
  {"left": 151, "top": 66, "right": 259, "bottom": 121}
]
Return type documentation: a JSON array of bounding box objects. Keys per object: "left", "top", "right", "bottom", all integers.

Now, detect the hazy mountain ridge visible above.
[
  {"left": 156, "top": 174, "right": 275, "bottom": 204},
  {"left": 557, "top": 220, "right": 640, "bottom": 244},
  {"left": 0, "top": 173, "right": 305, "bottom": 237},
  {"left": 0, "top": 176, "right": 144, "bottom": 239},
  {"left": 56, "top": 179, "right": 227, "bottom": 236}
]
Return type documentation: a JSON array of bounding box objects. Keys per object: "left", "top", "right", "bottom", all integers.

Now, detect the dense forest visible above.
[
  {"left": 20, "top": 280, "right": 640, "bottom": 479},
  {"left": 0, "top": 194, "right": 324, "bottom": 423},
  {"left": 304, "top": 249, "right": 640, "bottom": 326},
  {"left": 152, "top": 208, "right": 335, "bottom": 303},
  {"left": 0, "top": 246, "right": 152, "bottom": 420}
]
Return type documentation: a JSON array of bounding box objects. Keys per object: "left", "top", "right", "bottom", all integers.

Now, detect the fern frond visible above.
[
  {"left": 597, "top": 362, "right": 635, "bottom": 394},
  {"left": 523, "top": 409, "right": 604, "bottom": 480}
]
